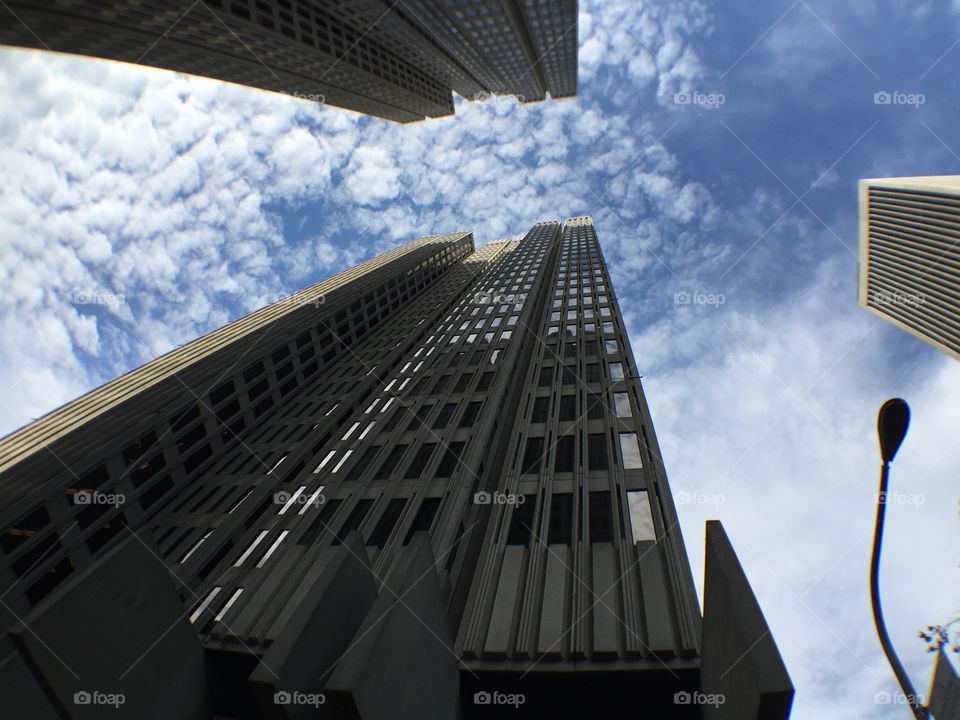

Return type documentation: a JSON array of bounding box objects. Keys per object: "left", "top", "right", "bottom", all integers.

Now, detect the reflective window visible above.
[{"left": 619, "top": 432, "right": 644, "bottom": 469}]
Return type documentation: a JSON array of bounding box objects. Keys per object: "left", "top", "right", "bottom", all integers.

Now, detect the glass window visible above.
[
  {"left": 501, "top": 330, "right": 513, "bottom": 341},
  {"left": 588, "top": 433, "right": 608, "bottom": 471},
  {"left": 531, "top": 396, "right": 550, "bottom": 423},
  {"left": 619, "top": 433, "right": 644, "bottom": 469},
  {"left": 627, "top": 490, "right": 656, "bottom": 543},
  {"left": 522, "top": 436, "right": 545, "bottom": 474},
  {"left": 559, "top": 394, "right": 576, "bottom": 421},
  {"left": 605, "top": 340, "right": 618, "bottom": 355},
  {"left": 603, "top": 322, "right": 615, "bottom": 334},
  {"left": 589, "top": 492, "right": 614, "bottom": 542},
  {"left": 550, "top": 311, "right": 561, "bottom": 322},
  {"left": 566, "top": 310, "right": 577, "bottom": 320},
  {"left": 609, "top": 362, "right": 625, "bottom": 381},
  {"left": 555, "top": 435, "right": 575, "bottom": 473},
  {"left": 613, "top": 392, "right": 631, "bottom": 418}
]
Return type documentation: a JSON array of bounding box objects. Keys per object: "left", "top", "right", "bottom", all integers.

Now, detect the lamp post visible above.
[{"left": 870, "top": 398, "right": 928, "bottom": 719}]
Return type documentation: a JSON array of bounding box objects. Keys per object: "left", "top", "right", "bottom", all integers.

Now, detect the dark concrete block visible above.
[
  {"left": 8, "top": 533, "right": 207, "bottom": 719},
  {"left": 0, "top": 650, "right": 60, "bottom": 718},
  {"left": 323, "top": 532, "right": 459, "bottom": 720},
  {"left": 700, "top": 520, "right": 793, "bottom": 719},
  {"left": 248, "top": 532, "right": 378, "bottom": 720}
]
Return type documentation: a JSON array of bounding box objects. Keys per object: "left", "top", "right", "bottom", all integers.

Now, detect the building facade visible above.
[
  {"left": 0, "top": 219, "right": 791, "bottom": 718},
  {"left": 858, "top": 176, "right": 960, "bottom": 361},
  {"left": 0, "top": 0, "right": 578, "bottom": 123}
]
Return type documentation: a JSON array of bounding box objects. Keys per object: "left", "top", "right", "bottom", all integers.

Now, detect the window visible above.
[
  {"left": 256, "top": 530, "right": 289, "bottom": 567},
  {"left": 368, "top": 498, "right": 406, "bottom": 549},
  {"left": 589, "top": 492, "right": 614, "bottom": 542},
  {"left": 538, "top": 366, "right": 553, "bottom": 387},
  {"left": 522, "top": 437, "right": 545, "bottom": 474},
  {"left": 375, "top": 445, "right": 408, "bottom": 479},
  {"left": 605, "top": 340, "right": 618, "bottom": 355},
  {"left": 547, "top": 493, "right": 573, "bottom": 544},
  {"left": 477, "top": 371, "right": 494, "bottom": 390},
  {"left": 627, "top": 491, "right": 656, "bottom": 542},
  {"left": 561, "top": 365, "right": 577, "bottom": 385},
  {"left": 559, "top": 395, "right": 576, "bottom": 421},
  {"left": 435, "top": 442, "right": 465, "bottom": 477},
  {"left": 613, "top": 392, "right": 631, "bottom": 418},
  {"left": 585, "top": 363, "right": 600, "bottom": 383},
  {"left": 459, "top": 401, "right": 482, "bottom": 428},
  {"left": 233, "top": 530, "right": 269, "bottom": 566},
  {"left": 403, "top": 498, "right": 441, "bottom": 545},
  {"left": 588, "top": 433, "right": 608, "bottom": 471},
  {"left": 555, "top": 435, "right": 575, "bottom": 473},
  {"left": 433, "top": 403, "right": 457, "bottom": 429},
  {"left": 404, "top": 444, "right": 436, "bottom": 479},
  {"left": 531, "top": 397, "right": 550, "bottom": 423},
  {"left": 609, "top": 362, "right": 625, "bottom": 381},
  {"left": 333, "top": 499, "right": 374, "bottom": 545},
  {"left": 506, "top": 496, "right": 537, "bottom": 545},
  {"left": 619, "top": 433, "right": 644, "bottom": 469}
]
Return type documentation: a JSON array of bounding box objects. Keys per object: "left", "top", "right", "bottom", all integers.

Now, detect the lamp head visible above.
[{"left": 877, "top": 398, "right": 910, "bottom": 464}]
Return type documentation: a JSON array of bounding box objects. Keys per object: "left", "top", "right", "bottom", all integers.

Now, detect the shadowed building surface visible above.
[
  {"left": 0, "top": 219, "right": 791, "bottom": 717},
  {"left": 0, "top": 1, "right": 578, "bottom": 123}
]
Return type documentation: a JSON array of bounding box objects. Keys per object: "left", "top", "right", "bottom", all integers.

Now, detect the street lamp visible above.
[{"left": 870, "top": 398, "right": 928, "bottom": 719}]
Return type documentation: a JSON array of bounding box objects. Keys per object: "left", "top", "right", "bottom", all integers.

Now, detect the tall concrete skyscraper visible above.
[
  {"left": 859, "top": 176, "right": 960, "bottom": 361},
  {"left": 0, "top": 1, "right": 578, "bottom": 123},
  {"left": 0, "top": 220, "right": 792, "bottom": 718}
]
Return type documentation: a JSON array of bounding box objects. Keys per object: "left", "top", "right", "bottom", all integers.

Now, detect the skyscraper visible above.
[
  {"left": 0, "top": 0, "right": 578, "bottom": 123},
  {"left": 0, "top": 220, "right": 792, "bottom": 718},
  {"left": 858, "top": 176, "right": 960, "bottom": 361}
]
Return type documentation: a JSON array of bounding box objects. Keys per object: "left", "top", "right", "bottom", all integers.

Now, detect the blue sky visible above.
[{"left": 1, "top": 1, "right": 958, "bottom": 717}]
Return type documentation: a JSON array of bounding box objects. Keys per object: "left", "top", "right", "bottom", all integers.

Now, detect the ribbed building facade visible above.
[
  {"left": 859, "top": 176, "right": 960, "bottom": 361},
  {"left": 0, "top": 0, "right": 578, "bottom": 123},
  {"left": 0, "top": 220, "right": 791, "bottom": 719}
]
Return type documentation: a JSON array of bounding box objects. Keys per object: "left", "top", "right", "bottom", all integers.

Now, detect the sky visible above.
[{"left": 0, "top": 0, "right": 958, "bottom": 717}]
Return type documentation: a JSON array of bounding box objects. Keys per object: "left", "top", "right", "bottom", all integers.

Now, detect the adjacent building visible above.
[
  {"left": 0, "top": 0, "right": 578, "bottom": 123},
  {"left": 859, "top": 176, "right": 960, "bottom": 361},
  {"left": 0, "top": 219, "right": 792, "bottom": 718}
]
